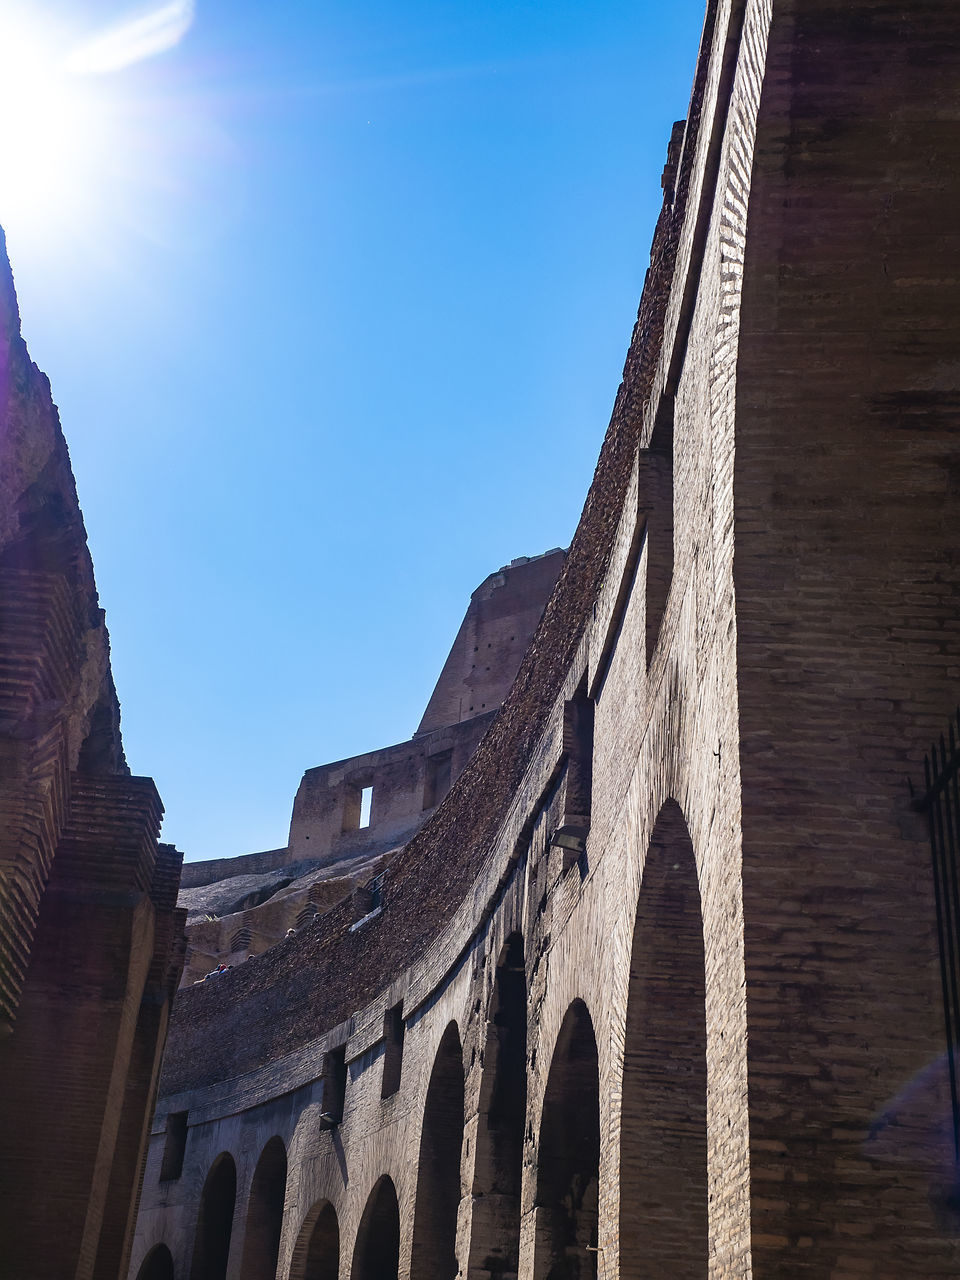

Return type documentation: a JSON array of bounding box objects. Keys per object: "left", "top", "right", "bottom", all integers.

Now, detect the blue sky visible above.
[{"left": 3, "top": 0, "right": 706, "bottom": 861}]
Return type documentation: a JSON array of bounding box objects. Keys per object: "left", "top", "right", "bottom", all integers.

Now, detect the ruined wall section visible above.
[
  {"left": 0, "top": 230, "right": 188, "bottom": 1279},
  {"left": 136, "top": 10, "right": 764, "bottom": 1278},
  {"left": 174, "top": 553, "right": 564, "bottom": 984},
  {"left": 415, "top": 549, "right": 566, "bottom": 736},
  {"left": 287, "top": 712, "right": 493, "bottom": 865},
  {"left": 0, "top": 229, "right": 129, "bottom": 1030},
  {"left": 158, "top": 0, "right": 709, "bottom": 1102}
]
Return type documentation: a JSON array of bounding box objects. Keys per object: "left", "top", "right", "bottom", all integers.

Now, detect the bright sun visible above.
[
  {"left": 0, "top": 1, "right": 195, "bottom": 240},
  {"left": 0, "top": 21, "right": 107, "bottom": 233}
]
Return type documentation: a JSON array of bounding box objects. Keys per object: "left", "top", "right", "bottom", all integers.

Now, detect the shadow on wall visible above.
[
  {"left": 351, "top": 1176, "right": 401, "bottom": 1280},
  {"left": 189, "top": 1153, "right": 236, "bottom": 1280},
  {"left": 468, "top": 932, "right": 527, "bottom": 1280},
  {"left": 289, "top": 1199, "right": 340, "bottom": 1280},
  {"left": 410, "top": 1022, "right": 466, "bottom": 1280},
  {"left": 621, "top": 800, "right": 708, "bottom": 1278},
  {"left": 239, "top": 1136, "right": 288, "bottom": 1280},
  {"left": 534, "top": 1000, "right": 600, "bottom": 1280},
  {"left": 134, "top": 1244, "right": 175, "bottom": 1280}
]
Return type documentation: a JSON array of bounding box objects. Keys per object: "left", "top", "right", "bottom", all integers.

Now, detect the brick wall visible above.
[
  {"left": 0, "top": 225, "right": 186, "bottom": 1278},
  {"left": 736, "top": 1, "right": 960, "bottom": 1273}
]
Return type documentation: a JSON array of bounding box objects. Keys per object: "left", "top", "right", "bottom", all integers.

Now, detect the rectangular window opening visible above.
[
  {"left": 381, "top": 1001, "right": 405, "bottom": 1099},
  {"left": 321, "top": 1045, "right": 347, "bottom": 1127},
  {"left": 423, "top": 750, "right": 453, "bottom": 810},
  {"left": 359, "top": 785, "right": 373, "bottom": 829},
  {"left": 159, "top": 1110, "right": 188, "bottom": 1182},
  {"left": 554, "top": 683, "right": 595, "bottom": 872},
  {"left": 643, "top": 393, "right": 675, "bottom": 667},
  {"left": 342, "top": 781, "right": 374, "bottom": 833}
]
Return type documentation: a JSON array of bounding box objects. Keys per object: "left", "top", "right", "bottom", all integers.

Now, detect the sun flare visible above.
[
  {"left": 0, "top": 1, "right": 195, "bottom": 243},
  {"left": 0, "top": 23, "right": 106, "bottom": 232}
]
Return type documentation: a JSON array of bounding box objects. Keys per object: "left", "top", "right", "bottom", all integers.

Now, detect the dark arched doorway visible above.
[
  {"left": 534, "top": 999, "right": 600, "bottom": 1280},
  {"left": 136, "top": 1243, "right": 175, "bottom": 1280},
  {"left": 410, "top": 1021, "right": 465, "bottom": 1280},
  {"left": 239, "top": 1135, "right": 288, "bottom": 1280},
  {"left": 190, "top": 1153, "right": 237, "bottom": 1280},
  {"left": 619, "top": 799, "right": 708, "bottom": 1277},
  {"left": 352, "top": 1175, "right": 400, "bottom": 1280},
  {"left": 290, "top": 1199, "right": 340, "bottom": 1280},
  {"left": 468, "top": 934, "right": 527, "bottom": 1280}
]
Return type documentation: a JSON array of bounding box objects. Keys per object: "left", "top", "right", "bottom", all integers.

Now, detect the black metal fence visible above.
[
  {"left": 920, "top": 709, "right": 960, "bottom": 1163},
  {"left": 367, "top": 870, "right": 386, "bottom": 913}
]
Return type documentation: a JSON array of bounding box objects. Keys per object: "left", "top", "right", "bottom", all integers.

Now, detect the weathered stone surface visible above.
[
  {"left": 415, "top": 549, "right": 566, "bottom": 736},
  {"left": 0, "top": 230, "right": 186, "bottom": 1277},
  {"left": 178, "top": 554, "right": 564, "bottom": 983},
  {"left": 180, "top": 871, "right": 301, "bottom": 922}
]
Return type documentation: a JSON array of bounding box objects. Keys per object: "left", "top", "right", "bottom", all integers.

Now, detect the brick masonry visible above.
[{"left": 0, "top": 222, "right": 187, "bottom": 1277}]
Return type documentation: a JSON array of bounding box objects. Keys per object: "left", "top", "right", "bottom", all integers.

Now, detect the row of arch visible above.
[{"left": 138, "top": 801, "right": 708, "bottom": 1280}]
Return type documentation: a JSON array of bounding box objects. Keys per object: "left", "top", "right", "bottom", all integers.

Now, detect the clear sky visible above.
[{"left": 2, "top": 0, "right": 706, "bottom": 861}]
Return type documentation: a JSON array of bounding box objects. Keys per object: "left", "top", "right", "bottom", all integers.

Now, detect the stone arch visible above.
[
  {"left": 468, "top": 933, "right": 527, "bottom": 1280},
  {"left": 289, "top": 1199, "right": 340, "bottom": 1280},
  {"left": 534, "top": 999, "right": 600, "bottom": 1280},
  {"left": 190, "top": 1152, "right": 237, "bottom": 1280},
  {"left": 135, "top": 1243, "right": 175, "bottom": 1280},
  {"left": 619, "top": 799, "right": 708, "bottom": 1277},
  {"left": 410, "top": 1021, "right": 466, "bottom": 1280},
  {"left": 239, "top": 1135, "right": 288, "bottom": 1280},
  {"left": 351, "top": 1175, "right": 400, "bottom": 1280}
]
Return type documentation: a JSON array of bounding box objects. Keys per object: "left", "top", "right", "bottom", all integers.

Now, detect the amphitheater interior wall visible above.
[{"left": 130, "top": 1, "right": 960, "bottom": 1277}]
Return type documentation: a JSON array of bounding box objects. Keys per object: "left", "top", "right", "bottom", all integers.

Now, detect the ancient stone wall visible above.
[
  {"left": 131, "top": 1, "right": 960, "bottom": 1277},
  {"left": 0, "top": 230, "right": 186, "bottom": 1278},
  {"left": 735, "top": 1, "right": 960, "bottom": 1270},
  {"left": 178, "top": 553, "right": 563, "bottom": 986},
  {"left": 415, "top": 550, "right": 566, "bottom": 736},
  {"left": 286, "top": 711, "right": 493, "bottom": 865}
]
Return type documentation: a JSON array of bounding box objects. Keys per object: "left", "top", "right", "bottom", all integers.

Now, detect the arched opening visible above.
[
  {"left": 534, "top": 1000, "right": 600, "bottom": 1280},
  {"left": 351, "top": 1176, "right": 400, "bottom": 1280},
  {"left": 136, "top": 1243, "right": 175, "bottom": 1280},
  {"left": 410, "top": 1021, "right": 466, "bottom": 1280},
  {"left": 468, "top": 933, "right": 527, "bottom": 1279},
  {"left": 289, "top": 1199, "right": 339, "bottom": 1280},
  {"left": 239, "top": 1136, "right": 288, "bottom": 1280},
  {"left": 190, "top": 1152, "right": 237, "bottom": 1280},
  {"left": 619, "top": 799, "right": 708, "bottom": 1278}
]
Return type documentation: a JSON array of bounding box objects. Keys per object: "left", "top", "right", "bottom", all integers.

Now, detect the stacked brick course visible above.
[{"left": 0, "top": 229, "right": 185, "bottom": 1277}]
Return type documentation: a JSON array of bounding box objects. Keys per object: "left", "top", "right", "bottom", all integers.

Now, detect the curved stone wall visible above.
[
  {"left": 131, "top": 1, "right": 960, "bottom": 1276},
  {"left": 155, "top": 0, "right": 704, "bottom": 1090}
]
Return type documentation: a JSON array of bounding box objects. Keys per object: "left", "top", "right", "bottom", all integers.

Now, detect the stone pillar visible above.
[
  {"left": 93, "top": 845, "right": 187, "bottom": 1280},
  {"left": 0, "top": 773, "right": 165, "bottom": 1280}
]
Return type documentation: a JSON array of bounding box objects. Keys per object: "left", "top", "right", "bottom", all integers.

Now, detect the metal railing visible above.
[
  {"left": 919, "top": 709, "right": 960, "bottom": 1163},
  {"left": 367, "top": 870, "right": 387, "bottom": 912}
]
